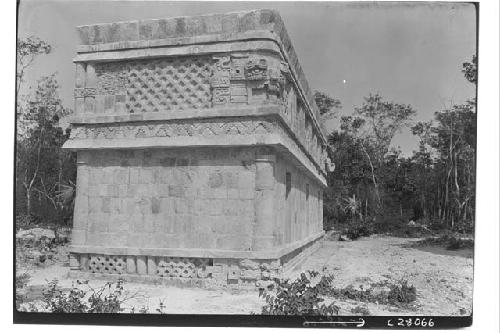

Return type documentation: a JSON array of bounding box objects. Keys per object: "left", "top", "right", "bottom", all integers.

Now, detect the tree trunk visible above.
[
  {"left": 26, "top": 188, "right": 31, "bottom": 216},
  {"left": 361, "top": 144, "right": 382, "bottom": 211},
  {"left": 365, "top": 199, "right": 368, "bottom": 222}
]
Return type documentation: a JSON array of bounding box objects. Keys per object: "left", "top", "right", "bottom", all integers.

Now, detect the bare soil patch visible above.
[
  {"left": 17, "top": 235, "right": 473, "bottom": 315},
  {"left": 292, "top": 235, "right": 473, "bottom": 316}
]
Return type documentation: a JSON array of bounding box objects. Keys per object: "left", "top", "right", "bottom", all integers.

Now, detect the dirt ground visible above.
[{"left": 18, "top": 235, "right": 473, "bottom": 315}]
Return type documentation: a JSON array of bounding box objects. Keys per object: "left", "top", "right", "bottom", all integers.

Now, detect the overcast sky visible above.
[{"left": 18, "top": 0, "right": 477, "bottom": 155}]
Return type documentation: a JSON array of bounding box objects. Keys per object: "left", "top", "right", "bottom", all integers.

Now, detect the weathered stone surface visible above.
[
  {"left": 65, "top": 9, "right": 329, "bottom": 287},
  {"left": 75, "top": 9, "right": 327, "bottom": 143}
]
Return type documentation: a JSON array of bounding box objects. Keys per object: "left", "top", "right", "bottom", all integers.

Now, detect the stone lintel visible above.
[
  {"left": 69, "top": 231, "right": 325, "bottom": 260},
  {"left": 69, "top": 105, "right": 282, "bottom": 124},
  {"left": 73, "top": 40, "right": 280, "bottom": 63}
]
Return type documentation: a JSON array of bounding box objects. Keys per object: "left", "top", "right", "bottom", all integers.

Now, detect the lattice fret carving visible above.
[{"left": 88, "top": 255, "right": 127, "bottom": 274}]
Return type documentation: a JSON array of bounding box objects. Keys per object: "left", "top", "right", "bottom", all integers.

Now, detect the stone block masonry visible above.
[{"left": 64, "top": 9, "right": 334, "bottom": 287}]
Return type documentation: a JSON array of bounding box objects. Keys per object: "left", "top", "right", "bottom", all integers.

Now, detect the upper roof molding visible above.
[{"left": 76, "top": 9, "right": 327, "bottom": 141}]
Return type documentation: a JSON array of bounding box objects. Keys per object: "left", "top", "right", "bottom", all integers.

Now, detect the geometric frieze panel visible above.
[
  {"left": 69, "top": 118, "right": 278, "bottom": 140},
  {"left": 88, "top": 254, "right": 127, "bottom": 274},
  {"left": 125, "top": 56, "right": 213, "bottom": 112},
  {"left": 95, "top": 62, "right": 128, "bottom": 96},
  {"left": 156, "top": 257, "right": 212, "bottom": 279},
  {"left": 68, "top": 116, "right": 325, "bottom": 175},
  {"left": 76, "top": 253, "right": 283, "bottom": 284}
]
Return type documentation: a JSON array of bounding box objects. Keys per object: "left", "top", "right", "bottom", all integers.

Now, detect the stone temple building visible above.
[{"left": 63, "top": 9, "right": 333, "bottom": 287}]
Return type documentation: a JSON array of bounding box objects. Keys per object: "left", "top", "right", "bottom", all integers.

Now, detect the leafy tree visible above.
[
  {"left": 325, "top": 116, "right": 373, "bottom": 226},
  {"left": 349, "top": 94, "right": 416, "bottom": 211},
  {"left": 16, "top": 74, "right": 75, "bottom": 224},
  {"left": 323, "top": 56, "right": 475, "bottom": 234},
  {"left": 462, "top": 55, "right": 477, "bottom": 85},
  {"left": 325, "top": 95, "right": 417, "bottom": 227},
  {"left": 314, "top": 90, "right": 342, "bottom": 120},
  {"left": 408, "top": 55, "right": 476, "bottom": 231},
  {"left": 354, "top": 94, "right": 417, "bottom": 164},
  {"left": 411, "top": 104, "right": 475, "bottom": 229},
  {"left": 17, "top": 36, "right": 52, "bottom": 138},
  {"left": 16, "top": 36, "right": 52, "bottom": 95}
]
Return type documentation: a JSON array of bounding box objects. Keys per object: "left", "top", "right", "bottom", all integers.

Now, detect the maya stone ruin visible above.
[{"left": 63, "top": 9, "right": 334, "bottom": 287}]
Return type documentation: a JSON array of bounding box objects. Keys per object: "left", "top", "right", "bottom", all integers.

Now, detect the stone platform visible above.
[{"left": 63, "top": 9, "right": 333, "bottom": 287}]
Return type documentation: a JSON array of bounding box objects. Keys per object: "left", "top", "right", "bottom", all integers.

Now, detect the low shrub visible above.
[
  {"left": 259, "top": 271, "right": 417, "bottom": 315},
  {"left": 338, "top": 223, "right": 372, "bottom": 241},
  {"left": 325, "top": 280, "right": 417, "bottom": 306},
  {"left": 384, "top": 224, "right": 431, "bottom": 238},
  {"left": 387, "top": 280, "right": 417, "bottom": 305},
  {"left": 328, "top": 284, "right": 387, "bottom": 304},
  {"left": 446, "top": 236, "right": 474, "bottom": 250},
  {"left": 41, "top": 279, "right": 127, "bottom": 313},
  {"left": 15, "top": 272, "right": 31, "bottom": 310},
  {"left": 346, "top": 224, "right": 372, "bottom": 240},
  {"left": 370, "top": 215, "right": 407, "bottom": 234},
  {"left": 425, "top": 218, "right": 448, "bottom": 232},
  {"left": 338, "top": 218, "right": 433, "bottom": 240},
  {"left": 16, "top": 214, "right": 42, "bottom": 231},
  {"left": 260, "top": 271, "right": 340, "bottom": 316},
  {"left": 451, "top": 220, "right": 474, "bottom": 235},
  {"left": 350, "top": 305, "right": 370, "bottom": 315},
  {"left": 413, "top": 234, "right": 474, "bottom": 250}
]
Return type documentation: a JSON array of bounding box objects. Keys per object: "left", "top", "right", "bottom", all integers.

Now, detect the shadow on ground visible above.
[{"left": 400, "top": 240, "right": 474, "bottom": 259}]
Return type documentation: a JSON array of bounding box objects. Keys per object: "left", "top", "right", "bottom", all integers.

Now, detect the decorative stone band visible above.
[
  {"left": 68, "top": 118, "right": 276, "bottom": 141},
  {"left": 67, "top": 105, "right": 327, "bottom": 174},
  {"left": 72, "top": 254, "right": 280, "bottom": 281},
  {"left": 63, "top": 116, "right": 327, "bottom": 186},
  {"left": 68, "top": 231, "right": 324, "bottom": 286}
]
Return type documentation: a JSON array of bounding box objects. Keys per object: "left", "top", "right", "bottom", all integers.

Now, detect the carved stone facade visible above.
[
  {"left": 69, "top": 118, "right": 277, "bottom": 140},
  {"left": 64, "top": 10, "right": 331, "bottom": 287},
  {"left": 79, "top": 53, "right": 287, "bottom": 110},
  {"left": 73, "top": 52, "right": 327, "bottom": 171},
  {"left": 74, "top": 253, "right": 287, "bottom": 286},
  {"left": 126, "top": 56, "right": 212, "bottom": 112}
]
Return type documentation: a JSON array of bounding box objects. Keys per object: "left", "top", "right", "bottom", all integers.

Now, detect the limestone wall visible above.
[
  {"left": 274, "top": 154, "right": 323, "bottom": 246},
  {"left": 72, "top": 146, "right": 323, "bottom": 254},
  {"left": 73, "top": 147, "right": 257, "bottom": 252}
]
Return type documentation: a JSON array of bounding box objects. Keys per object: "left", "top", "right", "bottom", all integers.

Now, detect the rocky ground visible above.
[{"left": 16, "top": 232, "right": 473, "bottom": 315}]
